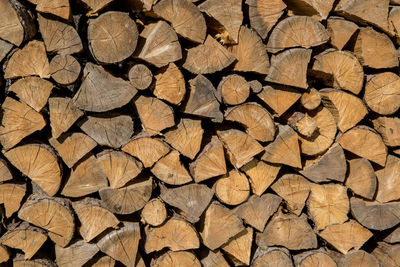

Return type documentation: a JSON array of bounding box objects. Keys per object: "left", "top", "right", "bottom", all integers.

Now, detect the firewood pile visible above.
[{"left": 1, "top": 0, "right": 400, "bottom": 266}]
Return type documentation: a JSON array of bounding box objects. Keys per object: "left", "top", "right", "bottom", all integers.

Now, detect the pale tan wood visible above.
[
  {"left": 0, "top": 183, "right": 26, "bottom": 217},
  {"left": 153, "top": 63, "right": 185, "bottom": 105},
  {"left": 215, "top": 170, "right": 250, "bottom": 206},
  {"left": 385, "top": 226, "right": 400, "bottom": 243},
  {"left": 4, "top": 144, "right": 61, "bottom": 196},
  {"left": 221, "top": 228, "right": 253, "bottom": 265},
  {"left": 79, "top": 0, "right": 113, "bottom": 15},
  {"left": 249, "top": 80, "right": 263, "bottom": 93},
  {"left": 252, "top": 247, "right": 293, "bottom": 267},
  {"left": 346, "top": 158, "right": 377, "bottom": 199},
  {"left": 372, "top": 242, "right": 400, "bottom": 267},
  {"left": 92, "top": 256, "right": 115, "bottom": 267},
  {"left": 152, "top": 251, "right": 201, "bottom": 267},
  {"left": 295, "top": 251, "right": 337, "bottom": 267},
  {"left": 342, "top": 250, "right": 379, "bottom": 267},
  {"left": 36, "top": 0, "right": 70, "bottom": 20},
  {"left": 288, "top": 112, "right": 318, "bottom": 138},
  {"left": 201, "top": 250, "right": 230, "bottom": 267},
  {"left": 373, "top": 117, "right": 400, "bottom": 147},
  {"left": 50, "top": 55, "right": 81, "bottom": 86},
  {"left": 218, "top": 74, "right": 250, "bottom": 105},
  {"left": 327, "top": 18, "right": 358, "bottom": 50},
  {"left": 0, "top": 158, "right": 13, "bottom": 183},
  {"left": 0, "top": 97, "right": 46, "bottom": 149},
  {"left": 301, "top": 88, "right": 321, "bottom": 110},
  {"left": 141, "top": 198, "right": 167, "bottom": 226},
  {"left": 128, "top": 64, "right": 152, "bottom": 90},
  {"left": 49, "top": 97, "right": 84, "bottom": 139},
  {"left": 0, "top": 39, "right": 13, "bottom": 63},
  {"left": 257, "top": 85, "right": 301, "bottom": 116},
  {"left": 285, "top": 0, "right": 334, "bottom": 19},
  {"left": 151, "top": 150, "right": 192, "bottom": 185},
  {"left": 375, "top": 155, "right": 400, "bottom": 203},
  {"left": 0, "top": 245, "right": 9, "bottom": 264},
  {"left": 55, "top": 240, "right": 99, "bottom": 267},
  {"left": 390, "top": 7, "right": 400, "bottom": 43}
]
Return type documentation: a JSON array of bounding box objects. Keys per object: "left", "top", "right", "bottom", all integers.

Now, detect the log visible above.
[
  {"left": 55, "top": 240, "right": 99, "bottom": 267},
  {"left": 294, "top": 250, "right": 337, "bottom": 267},
  {"left": 36, "top": 0, "right": 71, "bottom": 20},
  {"left": 345, "top": 158, "right": 377, "bottom": 200},
  {"left": 153, "top": 63, "right": 185, "bottom": 105},
  {"left": 385, "top": 226, "right": 400, "bottom": 243},
  {"left": 251, "top": 247, "right": 293, "bottom": 267},
  {"left": 0, "top": 183, "right": 26, "bottom": 217},
  {"left": 215, "top": 170, "right": 250, "bottom": 206},
  {"left": 200, "top": 250, "right": 229, "bottom": 267},
  {"left": 221, "top": 227, "right": 253, "bottom": 265},
  {"left": 151, "top": 150, "right": 192, "bottom": 185},
  {"left": 390, "top": 7, "right": 400, "bottom": 43},
  {"left": 140, "top": 198, "right": 167, "bottom": 226},
  {"left": 285, "top": 0, "right": 334, "bottom": 19},
  {"left": 0, "top": 246, "right": 9, "bottom": 264},
  {"left": 372, "top": 242, "right": 400, "bottom": 267},
  {"left": 128, "top": 64, "right": 152, "bottom": 90},
  {"left": 301, "top": 88, "right": 321, "bottom": 111},
  {"left": 288, "top": 112, "right": 318, "bottom": 138},
  {"left": 48, "top": 97, "right": 83, "bottom": 138},
  {"left": 0, "top": 39, "right": 13, "bottom": 63},
  {"left": 0, "top": 158, "right": 13, "bottom": 183},
  {"left": 152, "top": 251, "right": 201, "bottom": 267},
  {"left": 218, "top": 74, "right": 250, "bottom": 105},
  {"left": 49, "top": 55, "right": 81, "bottom": 86},
  {"left": 375, "top": 155, "right": 400, "bottom": 203},
  {"left": 326, "top": 17, "right": 358, "bottom": 50},
  {"left": 257, "top": 85, "right": 301, "bottom": 116},
  {"left": 342, "top": 250, "right": 379, "bottom": 267},
  {"left": 372, "top": 117, "right": 400, "bottom": 147},
  {"left": 91, "top": 256, "right": 115, "bottom": 267},
  {"left": 249, "top": 80, "right": 263, "bottom": 94},
  {"left": 79, "top": 0, "right": 113, "bottom": 15}
]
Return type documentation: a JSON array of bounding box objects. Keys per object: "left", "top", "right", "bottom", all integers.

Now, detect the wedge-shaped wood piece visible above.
[
  {"left": 313, "top": 50, "right": 364, "bottom": 95},
  {"left": 235, "top": 194, "right": 281, "bottom": 231},
  {"left": 122, "top": 134, "right": 170, "bottom": 168},
  {"left": 221, "top": 228, "right": 253, "bottom": 265},
  {"left": 160, "top": 183, "right": 213, "bottom": 223},
  {"left": 97, "top": 222, "right": 140, "bottom": 267},
  {"left": 152, "top": 251, "right": 201, "bottom": 267},
  {"left": 38, "top": 15, "right": 82, "bottom": 55},
  {"left": 218, "top": 74, "right": 250, "bottom": 105},
  {"left": 145, "top": 216, "right": 199, "bottom": 253},
  {"left": 267, "top": 16, "right": 329, "bottom": 53},
  {"left": 151, "top": 150, "right": 192, "bottom": 185},
  {"left": 18, "top": 196, "right": 74, "bottom": 247},
  {"left": 0, "top": 159, "right": 12, "bottom": 183},
  {"left": 228, "top": 26, "right": 269, "bottom": 74},
  {"left": 342, "top": 250, "right": 379, "bottom": 267},
  {"left": 153, "top": 0, "right": 206, "bottom": 43},
  {"left": 0, "top": 98, "right": 46, "bottom": 150},
  {"left": 135, "top": 96, "right": 175, "bottom": 136},
  {"left": 80, "top": 0, "right": 113, "bottom": 15},
  {"left": 72, "top": 198, "right": 119, "bottom": 242},
  {"left": 257, "top": 85, "right": 301, "bottom": 116},
  {"left": 308, "top": 184, "right": 349, "bottom": 230},
  {"left": 190, "top": 136, "right": 226, "bottom": 183},
  {"left": 164, "top": 119, "right": 203, "bottom": 160},
  {"left": 266, "top": 48, "right": 311, "bottom": 89},
  {"left": 319, "top": 220, "right": 372, "bottom": 254},
  {"left": 128, "top": 64, "right": 152, "bottom": 90},
  {"left": 390, "top": 7, "right": 400, "bottom": 42},
  {"left": 225, "top": 103, "right": 275, "bottom": 142},
  {"left": 136, "top": 21, "right": 181, "bottom": 67},
  {"left": 346, "top": 158, "right": 376, "bottom": 199},
  {"left": 153, "top": 63, "right": 185, "bottom": 105},
  {"left": 0, "top": 245, "right": 8, "bottom": 264},
  {"left": 339, "top": 126, "right": 387, "bottom": 166},
  {"left": 199, "top": 202, "right": 244, "bottom": 250},
  {"left": 0, "top": 39, "right": 13, "bottom": 63},
  {"left": 385, "top": 226, "right": 400, "bottom": 243},
  {"left": 252, "top": 247, "right": 293, "bottom": 267},
  {"left": 92, "top": 256, "right": 115, "bottom": 267},
  {"left": 372, "top": 242, "right": 400, "bottom": 267},
  {"left": 215, "top": 170, "right": 250, "bottom": 206},
  {"left": 201, "top": 250, "right": 230, "bottom": 267},
  {"left": 373, "top": 117, "right": 400, "bottom": 147},
  {"left": 301, "top": 88, "right": 321, "bottom": 111},
  {"left": 36, "top": 0, "right": 70, "bottom": 20},
  {"left": 262, "top": 125, "right": 302, "bottom": 168},
  {"left": 199, "top": 0, "right": 242, "bottom": 43},
  {"left": 99, "top": 177, "right": 152, "bottom": 214},
  {"left": 4, "top": 144, "right": 61, "bottom": 196},
  {"left": 9, "top": 77, "right": 53, "bottom": 112},
  {"left": 301, "top": 144, "right": 346, "bottom": 183},
  {"left": 354, "top": 27, "right": 398, "bottom": 69},
  {"left": 288, "top": 112, "right": 319, "bottom": 138},
  {"left": 246, "top": 0, "right": 286, "bottom": 39},
  {"left": 55, "top": 240, "right": 99, "bottom": 267},
  {"left": 183, "top": 35, "right": 236, "bottom": 74},
  {"left": 257, "top": 211, "right": 317, "bottom": 250},
  {"left": 327, "top": 18, "right": 358, "bottom": 50},
  {"left": 184, "top": 74, "right": 223, "bottom": 122},
  {"left": 285, "top": 0, "right": 334, "bottom": 19},
  {"left": 141, "top": 199, "right": 167, "bottom": 226},
  {"left": 375, "top": 155, "right": 400, "bottom": 203},
  {"left": 49, "top": 97, "right": 83, "bottom": 138},
  {"left": 50, "top": 55, "right": 81, "bottom": 86},
  {"left": 73, "top": 63, "right": 137, "bottom": 112},
  {"left": 271, "top": 174, "right": 310, "bottom": 215},
  {"left": 49, "top": 133, "right": 96, "bottom": 168},
  {"left": 295, "top": 251, "right": 336, "bottom": 267},
  {"left": 0, "top": 183, "right": 26, "bottom": 217},
  {"left": 217, "top": 129, "right": 263, "bottom": 169}
]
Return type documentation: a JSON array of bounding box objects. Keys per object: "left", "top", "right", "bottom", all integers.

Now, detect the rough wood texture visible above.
[{"left": 50, "top": 55, "right": 81, "bottom": 86}]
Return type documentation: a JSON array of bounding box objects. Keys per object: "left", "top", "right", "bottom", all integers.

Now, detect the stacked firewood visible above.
[{"left": 1, "top": 0, "right": 400, "bottom": 266}]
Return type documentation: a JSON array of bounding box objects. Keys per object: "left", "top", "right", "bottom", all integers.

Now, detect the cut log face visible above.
[
  {"left": 201, "top": 250, "right": 230, "bottom": 267},
  {"left": 0, "top": 39, "right": 13, "bottom": 63},
  {"left": 99, "top": 177, "right": 153, "bottom": 214},
  {"left": 183, "top": 35, "right": 236, "bottom": 74},
  {"left": 88, "top": 12, "right": 138, "bottom": 63},
  {"left": 373, "top": 117, "right": 400, "bottom": 147},
  {"left": 36, "top": 0, "right": 70, "bottom": 20},
  {"left": 285, "top": 0, "right": 335, "bottom": 19},
  {"left": 128, "top": 64, "right": 152, "bottom": 90},
  {"left": 18, "top": 196, "right": 74, "bottom": 247},
  {"left": 0, "top": 246, "right": 9, "bottom": 264},
  {"left": 97, "top": 222, "right": 140, "bottom": 267},
  {"left": 151, "top": 150, "right": 192, "bottom": 185},
  {"left": 4, "top": 144, "right": 61, "bottom": 196},
  {"left": 266, "top": 48, "right": 312, "bottom": 89},
  {"left": 385, "top": 226, "right": 400, "bottom": 243},
  {"left": 266, "top": 16, "right": 329, "bottom": 53},
  {"left": 50, "top": 55, "right": 81, "bottom": 86},
  {"left": 346, "top": 158, "right": 377, "bottom": 199},
  {"left": 152, "top": 0, "right": 206, "bottom": 43},
  {"left": 153, "top": 63, "right": 185, "bottom": 105},
  {"left": 141, "top": 198, "right": 167, "bottom": 226},
  {"left": 0, "top": 97, "right": 46, "bottom": 150},
  {"left": 80, "top": 0, "right": 113, "bottom": 14},
  {"left": 295, "top": 251, "right": 337, "bottom": 267},
  {"left": 338, "top": 126, "right": 387, "bottom": 166},
  {"left": 375, "top": 155, "right": 400, "bottom": 203},
  {"left": 0, "top": 158, "right": 13, "bottom": 183},
  {"left": 215, "top": 170, "right": 250, "bottom": 206},
  {"left": 92, "top": 256, "right": 115, "bottom": 267},
  {"left": 252, "top": 248, "right": 293, "bottom": 267},
  {"left": 221, "top": 228, "right": 253, "bottom": 265},
  {"left": 342, "top": 250, "right": 379, "bottom": 267},
  {"left": 49, "top": 97, "right": 83, "bottom": 138},
  {"left": 373, "top": 242, "right": 400, "bottom": 267},
  {"left": 152, "top": 251, "right": 202, "bottom": 267},
  {"left": 55, "top": 241, "right": 98, "bottom": 267},
  {"left": 73, "top": 63, "right": 137, "bottom": 112},
  {"left": 145, "top": 216, "right": 199, "bottom": 253},
  {"left": 257, "top": 85, "right": 301, "bottom": 116},
  {"left": 218, "top": 74, "right": 250, "bottom": 105},
  {"left": 0, "top": 183, "right": 26, "bottom": 217},
  {"left": 390, "top": 7, "right": 400, "bottom": 42},
  {"left": 327, "top": 18, "right": 358, "bottom": 50},
  {"left": 301, "top": 88, "right": 321, "bottom": 111}
]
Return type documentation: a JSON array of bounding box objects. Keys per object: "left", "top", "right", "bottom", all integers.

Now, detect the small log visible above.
[
  {"left": 221, "top": 228, "right": 253, "bottom": 265},
  {"left": 38, "top": 14, "right": 83, "bottom": 55},
  {"left": 295, "top": 251, "right": 337, "bottom": 267},
  {"left": 199, "top": 201, "right": 244, "bottom": 250},
  {"left": 141, "top": 198, "right": 167, "bottom": 226},
  {"left": 288, "top": 112, "right": 318, "bottom": 138},
  {"left": 0, "top": 39, "right": 13, "bottom": 63},
  {"left": 36, "top": 0, "right": 70, "bottom": 20},
  {"left": 241, "top": 159, "right": 281, "bottom": 196},
  {"left": 266, "top": 16, "right": 329, "bottom": 53},
  {"left": 338, "top": 126, "right": 387, "bottom": 166},
  {"left": 50, "top": 55, "right": 81, "bottom": 86},
  {"left": 88, "top": 12, "right": 138, "bottom": 63},
  {"left": 200, "top": 250, "right": 229, "bottom": 267},
  {"left": 257, "top": 211, "right": 318, "bottom": 250},
  {"left": 257, "top": 85, "right": 301, "bottom": 116},
  {"left": 271, "top": 174, "right": 310, "bottom": 215},
  {"left": 342, "top": 250, "right": 379, "bottom": 267},
  {"left": 72, "top": 198, "right": 119, "bottom": 242},
  {"left": 234, "top": 194, "right": 281, "bottom": 231},
  {"left": 0, "top": 183, "right": 26, "bottom": 217},
  {"left": 218, "top": 74, "right": 250, "bottom": 105},
  {"left": 18, "top": 195, "right": 74, "bottom": 247},
  {"left": 49, "top": 97, "right": 83, "bottom": 138},
  {"left": 215, "top": 170, "right": 250, "bottom": 206},
  {"left": 49, "top": 132, "right": 97, "bottom": 168},
  {"left": 152, "top": 0, "right": 206, "bottom": 43},
  {"left": 135, "top": 96, "right": 175, "bottom": 136},
  {"left": 0, "top": 97, "right": 46, "bottom": 150},
  {"left": 92, "top": 256, "right": 115, "bottom": 267},
  {"left": 327, "top": 17, "right": 358, "bottom": 50},
  {"left": 99, "top": 177, "right": 152, "bottom": 214},
  {"left": 285, "top": 0, "right": 334, "bottom": 19},
  {"left": 354, "top": 27, "right": 398, "bottom": 69},
  {"left": 183, "top": 74, "right": 223, "bottom": 122},
  {"left": 151, "top": 150, "right": 192, "bottom": 185},
  {"left": 160, "top": 183, "right": 213, "bottom": 223},
  {"left": 262, "top": 125, "right": 302, "bottom": 168},
  {"left": 97, "top": 222, "right": 140, "bottom": 267},
  {"left": 79, "top": 0, "right": 113, "bottom": 15},
  {"left": 153, "top": 63, "right": 185, "bottom": 105},
  {"left": 4, "top": 144, "right": 61, "bottom": 196},
  {"left": 189, "top": 136, "right": 227, "bottom": 183},
  {"left": 249, "top": 80, "right": 263, "bottom": 94},
  {"left": 346, "top": 158, "right": 377, "bottom": 199},
  {"left": 0, "top": 158, "right": 12, "bottom": 183},
  {"left": 128, "top": 64, "right": 152, "bottom": 90},
  {"left": 251, "top": 247, "right": 293, "bottom": 267},
  {"left": 183, "top": 35, "right": 236, "bottom": 74},
  {"left": 372, "top": 242, "right": 400, "bottom": 267},
  {"left": 145, "top": 216, "right": 199, "bottom": 253},
  {"left": 152, "top": 251, "right": 201, "bottom": 267},
  {"left": 122, "top": 133, "right": 170, "bottom": 168},
  {"left": 301, "top": 88, "right": 321, "bottom": 111},
  {"left": 217, "top": 129, "right": 263, "bottom": 169},
  {"left": 164, "top": 118, "right": 203, "bottom": 160},
  {"left": 372, "top": 117, "right": 400, "bottom": 147},
  {"left": 266, "top": 48, "right": 311, "bottom": 89},
  {"left": 55, "top": 240, "right": 99, "bottom": 267},
  {"left": 73, "top": 63, "right": 137, "bottom": 112},
  {"left": 375, "top": 155, "right": 400, "bottom": 203}
]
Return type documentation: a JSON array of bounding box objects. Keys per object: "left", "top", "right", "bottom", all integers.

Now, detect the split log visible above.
[
  {"left": 200, "top": 250, "right": 229, "bottom": 267},
  {"left": 218, "top": 74, "right": 250, "bottom": 105},
  {"left": 285, "top": 0, "right": 334, "bottom": 19},
  {"left": 375, "top": 155, "right": 400, "bottom": 203},
  {"left": 288, "top": 112, "right": 318, "bottom": 138},
  {"left": 0, "top": 246, "right": 9, "bottom": 264},
  {"left": 92, "top": 256, "right": 115, "bottom": 267},
  {"left": 215, "top": 170, "right": 250, "bottom": 206},
  {"left": 385, "top": 226, "right": 400, "bottom": 243},
  {"left": 342, "top": 250, "right": 379, "bottom": 267},
  {"left": 301, "top": 88, "right": 321, "bottom": 111},
  {"left": 390, "top": 7, "right": 400, "bottom": 43},
  {"left": 249, "top": 80, "right": 263, "bottom": 94},
  {"left": 128, "top": 64, "right": 152, "bottom": 90},
  {"left": 55, "top": 240, "right": 99, "bottom": 267},
  {"left": 4, "top": 144, "right": 61, "bottom": 196},
  {"left": 326, "top": 17, "right": 358, "bottom": 50},
  {"left": 295, "top": 251, "right": 337, "bottom": 267},
  {"left": 252, "top": 247, "right": 293, "bottom": 267},
  {"left": 372, "top": 242, "right": 400, "bottom": 267},
  {"left": 372, "top": 117, "right": 400, "bottom": 147},
  {"left": 152, "top": 251, "right": 201, "bottom": 267},
  {"left": 50, "top": 55, "right": 81, "bottom": 86},
  {"left": 36, "top": 0, "right": 71, "bottom": 20},
  {"left": 79, "top": 0, "right": 113, "bottom": 15},
  {"left": 0, "top": 183, "right": 26, "bottom": 217},
  {"left": 151, "top": 150, "right": 192, "bottom": 185},
  {"left": 0, "top": 39, "right": 13, "bottom": 63},
  {"left": 153, "top": 63, "right": 185, "bottom": 105},
  {"left": 0, "top": 158, "right": 13, "bottom": 183},
  {"left": 257, "top": 85, "right": 301, "bottom": 116},
  {"left": 346, "top": 158, "right": 376, "bottom": 199},
  {"left": 221, "top": 227, "right": 253, "bottom": 265},
  {"left": 141, "top": 198, "right": 167, "bottom": 226}
]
